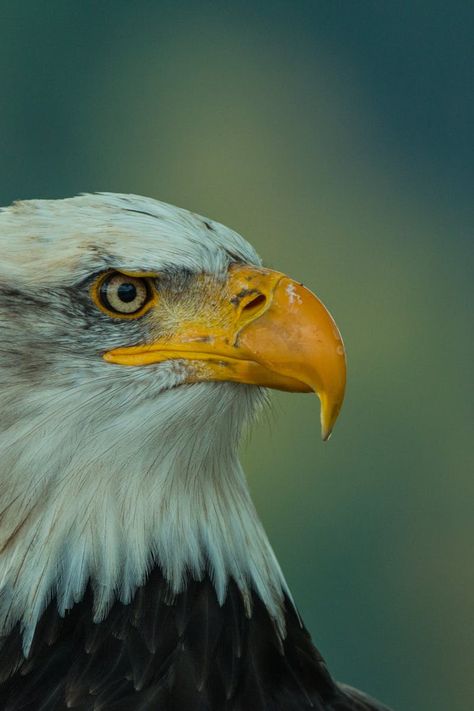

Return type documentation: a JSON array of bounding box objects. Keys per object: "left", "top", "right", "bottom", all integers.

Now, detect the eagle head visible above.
[{"left": 0, "top": 193, "right": 345, "bottom": 653}]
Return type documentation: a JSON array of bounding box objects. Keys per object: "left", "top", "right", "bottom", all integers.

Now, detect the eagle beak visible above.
[
  {"left": 104, "top": 265, "right": 346, "bottom": 440},
  {"left": 233, "top": 270, "right": 346, "bottom": 441}
]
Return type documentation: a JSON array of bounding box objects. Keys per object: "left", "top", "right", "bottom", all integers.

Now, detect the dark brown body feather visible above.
[{"left": 0, "top": 568, "right": 391, "bottom": 710}]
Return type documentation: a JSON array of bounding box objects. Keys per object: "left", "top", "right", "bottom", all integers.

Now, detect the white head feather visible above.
[{"left": 0, "top": 193, "right": 290, "bottom": 652}]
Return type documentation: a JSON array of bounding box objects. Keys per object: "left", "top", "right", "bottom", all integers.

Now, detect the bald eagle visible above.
[{"left": 0, "top": 194, "right": 391, "bottom": 710}]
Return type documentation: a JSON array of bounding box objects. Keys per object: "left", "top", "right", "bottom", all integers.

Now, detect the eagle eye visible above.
[{"left": 92, "top": 272, "right": 156, "bottom": 319}]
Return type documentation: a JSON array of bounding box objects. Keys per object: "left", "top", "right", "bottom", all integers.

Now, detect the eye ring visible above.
[{"left": 91, "top": 271, "right": 157, "bottom": 319}]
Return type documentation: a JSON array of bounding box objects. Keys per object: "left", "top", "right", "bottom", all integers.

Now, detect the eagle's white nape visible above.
[{"left": 0, "top": 193, "right": 291, "bottom": 654}]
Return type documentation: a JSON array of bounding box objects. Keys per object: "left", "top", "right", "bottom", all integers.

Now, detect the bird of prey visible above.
[{"left": 0, "top": 193, "right": 392, "bottom": 710}]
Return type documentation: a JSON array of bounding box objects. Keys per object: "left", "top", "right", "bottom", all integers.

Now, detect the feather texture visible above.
[{"left": 0, "top": 568, "right": 391, "bottom": 710}]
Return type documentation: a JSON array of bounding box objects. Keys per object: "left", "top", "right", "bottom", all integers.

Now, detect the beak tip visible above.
[{"left": 318, "top": 393, "right": 343, "bottom": 442}]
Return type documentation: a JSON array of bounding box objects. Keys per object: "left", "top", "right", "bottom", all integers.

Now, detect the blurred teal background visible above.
[{"left": 0, "top": 2, "right": 472, "bottom": 709}]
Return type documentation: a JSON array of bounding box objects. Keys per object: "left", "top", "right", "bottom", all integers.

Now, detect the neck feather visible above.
[{"left": 0, "top": 380, "right": 290, "bottom": 651}]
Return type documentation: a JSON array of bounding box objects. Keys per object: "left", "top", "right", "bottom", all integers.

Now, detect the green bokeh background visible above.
[{"left": 1, "top": 2, "right": 472, "bottom": 709}]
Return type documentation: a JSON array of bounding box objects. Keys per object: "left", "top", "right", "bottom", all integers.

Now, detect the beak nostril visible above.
[{"left": 242, "top": 294, "right": 266, "bottom": 313}]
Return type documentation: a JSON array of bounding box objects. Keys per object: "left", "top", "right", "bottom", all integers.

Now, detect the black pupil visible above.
[{"left": 117, "top": 282, "right": 138, "bottom": 303}]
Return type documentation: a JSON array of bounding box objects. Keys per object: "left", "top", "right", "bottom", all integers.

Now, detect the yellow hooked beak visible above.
[{"left": 104, "top": 265, "right": 347, "bottom": 440}]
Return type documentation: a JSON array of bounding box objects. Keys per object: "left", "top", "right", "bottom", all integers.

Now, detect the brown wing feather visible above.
[{"left": 0, "top": 567, "right": 392, "bottom": 710}]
